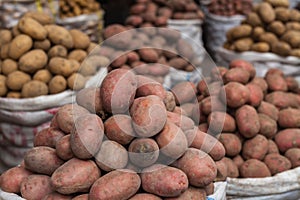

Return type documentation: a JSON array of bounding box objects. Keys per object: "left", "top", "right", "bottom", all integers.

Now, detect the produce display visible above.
[
  {"left": 223, "top": 0, "right": 300, "bottom": 57},
  {"left": 0, "top": 68, "right": 224, "bottom": 199},
  {"left": 195, "top": 59, "right": 300, "bottom": 179},
  {"left": 126, "top": 0, "right": 204, "bottom": 28},
  {"left": 0, "top": 12, "right": 106, "bottom": 98},
  {"left": 208, "top": 0, "right": 253, "bottom": 16},
  {"left": 59, "top": 0, "right": 101, "bottom": 18}
]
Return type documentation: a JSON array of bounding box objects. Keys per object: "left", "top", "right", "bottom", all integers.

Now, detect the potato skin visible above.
[
  {"left": 264, "top": 153, "right": 291, "bottom": 175},
  {"left": 33, "top": 69, "right": 52, "bottom": 84},
  {"left": 240, "top": 159, "right": 271, "bottom": 178},
  {"left": 89, "top": 170, "right": 141, "bottom": 200},
  {"left": 51, "top": 158, "right": 100, "bottom": 194},
  {"left": 219, "top": 133, "right": 242, "bottom": 157},
  {"left": 70, "top": 114, "right": 104, "bottom": 159},
  {"left": 8, "top": 34, "right": 32, "bottom": 60},
  {"left": 285, "top": 148, "right": 300, "bottom": 168},
  {"left": 141, "top": 164, "right": 188, "bottom": 197},
  {"left": 242, "top": 134, "right": 269, "bottom": 160},
  {"left": 221, "top": 82, "right": 250, "bottom": 108},
  {"left": 223, "top": 68, "right": 250, "bottom": 84},
  {"left": 20, "top": 175, "right": 53, "bottom": 200},
  {"left": 48, "top": 45, "right": 68, "bottom": 58},
  {"left": 34, "top": 39, "right": 51, "bottom": 51},
  {"left": 167, "top": 111, "right": 194, "bottom": 132},
  {"left": 48, "top": 57, "right": 75, "bottom": 77},
  {"left": 265, "top": 91, "right": 300, "bottom": 109},
  {"left": 34, "top": 127, "right": 64, "bottom": 148},
  {"left": 208, "top": 111, "right": 236, "bottom": 133},
  {"left": 251, "top": 42, "right": 270, "bottom": 52},
  {"left": 257, "top": 101, "right": 279, "bottom": 121},
  {"left": 0, "top": 75, "right": 7, "bottom": 97},
  {"left": 55, "top": 135, "right": 74, "bottom": 161},
  {"left": 246, "top": 83, "right": 264, "bottom": 107},
  {"left": 258, "top": 2, "right": 275, "bottom": 24},
  {"left": 258, "top": 114, "right": 277, "bottom": 139},
  {"left": 173, "top": 148, "right": 217, "bottom": 187},
  {"left": 21, "top": 80, "right": 49, "bottom": 98},
  {"left": 42, "top": 192, "right": 72, "bottom": 200},
  {"left": 267, "top": 139, "right": 279, "bottom": 154},
  {"left": 2, "top": 58, "right": 18, "bottom": 75},
  {"left": 49, "top": 75, "right": 67, "bottom": 94},
  {"left": 45, "top": 25, "right": 73, "bottom": 49},
  {"left": 19, "top": 49, "right": 48, "bottom": 74},
  {"left": 70, "top": 29, "right": 90, "bottom": 50},
  {"left": 236, "top": 105, "right": 260, "bottom": 138},
  {"left": 129, "top": 193, "right": 162, "bottom": 200},
  {"left": 275, "top": 129, "right": 300, "bottom": 152},
  {"left": 136, "top": 75, "right": 166, "bottom": 99},
  {"left": 76, "top": 87, "right": 103, "bottom": 114},
  {"left": 278, "top": 108, "right": 300, "bottom": 128},
  {"left": 72, "top": 194, "right": 88, "bottom": 200},
  {"left": 18, "top": 17, "right": 47, "bottom": 40},
  {"left": 24, "top": 146, "right": 64, "bottom": 175},
  {"left": 0, "top": 166, "right": 32, "bottom": 193},
  {"left": 6, "top": 70, "right": 31, "bottom": 91},
  {"left": 215, "top": 159, "right": 228, "bottom": 181},
  {"left": 171, "top": 81, "right": 197, "bottom": 104}
]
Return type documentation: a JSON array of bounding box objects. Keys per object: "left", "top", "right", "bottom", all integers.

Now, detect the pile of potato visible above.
[
  {"left": 195, "top": 59, "right": 300, "bottom": 179},
  {"left": 126, "top": 0, "right": 204, "bottom": 28},
  {"left": 59, "top": 0, "right": 101, "bottom": 18},
  {"left": 100, "top": 24, "right": 201, "bottom": 77},
  {"left": 208, "top": 0, "right": 253, "bottom": 16},
  {"left": 0, "top": 12, "right": 106, "bottom": 98},
  {"left": 224, "top": 0, "right": 300, "bottom": 57},
  {"left": 0, "top": 67, "right": 226, "bottom": 199}
]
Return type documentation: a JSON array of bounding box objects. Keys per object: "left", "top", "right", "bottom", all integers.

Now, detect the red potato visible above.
[
  {"left": 141, "top": 164, "right": 188, "bottom": 197},
  {"left": 222, "top": 157, "right": 239, "bottom": 178},
  {"left": 200, "top": 96, "right": 226, "bottom": 116},
  {"left": 136, "top": 75, "right": 166, "bottom": 99},
  {"left": 126, "top": 51, "right": 140, "bottom": 64},
  {"left": 34, "top": 127, "right": 64, "bottom": 148},
  {"left": 42, "top": 192, "right": 72, "bottom": 200},
  {"left": 198, "top": 123, "right": 208, "bottom": 132},
  {"left": 203, "top": 81, "right": 223, "bottom": 97},
  {"left": 168, "top": 57, "right": 189, "bottom": 70},
  {"left": 215, "top": 158, "right": 228, "bottom": 181},
  {"left": 56, "top": 104, "right": 89, "bottom": 134},
  {"left": 138, "top": 48, "right": 159, "bottom": 62},
  {"left": 236, "top": 105, "right": 260, "bottom": 138},
  {"left": 55, "top": 135, "right": 74, "bottom": 160},
  {"left": 100, "top": 69, "right": 137, "bottom": 114},
  {"left": 89, "top": 170, "right": 141, "bottom": 200},
  {"left": 223, "top": 68, "right": 250, "bottom": 84},
  {"left": 242, "top": 134, "right": 269, "bottom": 160},
  {"left": 156, "top": 121, "right": 188, "bottom": 159},
  {"left": 130, "top": 95, "right": 167, "bottom": 137},
  {"left": 285, "top": 148, "right": 300, "bottom": 168},
  {"left": 20, "top": 175, "right": 53, "bottom": 200},
  {"left": 220, "top": 82, "right": 250, "bottom": 108},
  {"left": 50, "top": 113, "right": 59, "bottom": 128},
  {"left": 275, "top": 129, "right": 300, "bottom": 152},
  {"left": 185, "top": 128, "right": 225, "bottom": 161},
  {"left": 264, "top": 153, "right": 291, "bottom": 175},
  {"left": 76, "top": 87, "right": 103, "bottom": 114},
  {"left": 104, "top": 114, "right": 135, "bottom": 145},
  {"left": 176, "top": 39, "right": 194, "bottom": 60},
  {"left": 207, "top": 111, "right": 236, "bottom": 133},
  {"left": 71, "top": 114, "right": 104, "bottom": 159},
  {"left": 232, "top": 155, "right": 244, "bottom": 168},
  {"left": 129, "top": 193, "right": 162, "bottom": 200},
  {"left": 173, "top": 148, "right": 217, "bottom": 187},
  {"left": 229, "top": 59, "right": 256, "bottom": 78},
  {"left": 278, "top": 108, "right": 300, "bottom": 128},
  {"left": 285, "top": 76, "right": 299, "bottom": 92},
  {"left": 197, "top": 79, "right": 209, "bottom": 95},
  {"left": 246, "top": 83, "right": 264, "bottom": 107},
  {"left": 257, "top": 101, "right": 279, "bottom": 121},
  {"left": 171, "top": 81, "right": 197, "bottom": 105},
  {"left": 24, "top": 146, "right": 64, "bottom": 175},
  {"left": 211, "top": 67, "right": 228, "bottom": 81},
  {"left": 181, "top": 103, "right": 196, "bottom": 118},
  {"left": 267, "top": 140, "right": 279, "bottom": 154},
  {"left": 265, "top": 91, "right": 300, "bottom": 109},
  {"left": 205, "top": 183, "right": 214, "bottom": 196},
  {"left": 167, "top": 111, "right": 194, "bottom": 131},
  {"left": 250, "top": 77, "right": 268, "bottom": 94},
  {"left": 258, "top": 114, "right": 277, "bottom": 139},
  {"left": 0, "top": 166, "right": 32, "bottom": 193},
  {"left": 95, "top": 140, "right": 128, "bottom": 171},
  {"left": 265, "top": 74, "right": 288, "bottom": 92},
  {"left": 165, "top": 187, "right": 206, "bottom": 200},
  {"left": 219, "top": 133, "right": 242, "bottom": 157},
  {"left": 125, "top": 15, "right": 143, "bottom": 27},
  {"left": 111, "top": 51, "right": 128, "bottom": 68},
  {"left": 51, "top": 158, "right": 100, "bottom": 194},
  {"left": 240, "top": 159, "right": 271, "bottom": 178}
]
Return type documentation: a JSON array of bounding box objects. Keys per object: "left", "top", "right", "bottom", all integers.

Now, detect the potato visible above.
[
  {"left": 45, "top": 25, "right": 73, "bottom": 49},
  {"left": 0, "top": 43, "right": 9, "bottom": 59},
  {"left": 24, "top": 11, "right": 53, "bottom": 25},
  {"left": 246, "top": 12, "right": 262, "bottom": 27},
  {"left": 252, "top": 27, "right": 265, "bottom": 41},
  {"left": 6, "top": 91, "right": 21, "bottom": 98},
  {"left": 0, "top": 166, "right": 32, "bottom": 193},
  {"left": 70, "top": 29, "right": 90, "bottom": 50},
  {"left": 229, "top": 25, "right": 252, "bottom": 40},
  {"left": 268, "top": 21, "right": 286, "bottom": 36},
  {"left": 290, "top": 9, "right": 300, "bottom": 22},
  {"left": 257, "top": 101, "right": 279, "bottom": 121},
  {"left": 125, "top": 15, "right": 143, "bottom": 26},
  {"left": 208, "top": 111, "right": 236, "bottom": 133},
  {"left": 101, "top": 69, "right": 137, "bottom": 114},
  {"left": 89, "top": 170, "right": 141, "bottom": 200},
  {"left": 21, "top": 80, "right": 49, "bottom": 98},
  {"left": 67, "top": 73, "right": 85, "bottom": 91},
  {"left": 236, "top": 105, "right": 260, "bottom": 138},
  {"left": 56, "top": 104, "right": 89, "bottom": 134},
  {"left": 267, "top": 139, "right": 279, "bottom": 154},
  {"left": 8, "top": 34, "right": 32, "bottom": 60},
  {"left": 271, "top": 41, "right": 291, "bottom": 56},
  {"left": 171, "top": 81, "right": 197, "bottom": 105},
  {"left": 220, "top": 157, "right": 239, "bottom": 178},
  {"left": 286, "top": 22, "right": 300, "bottom": 31},
  {"left": 6, "top": 71, "right": 31, "bottom": 91},
  {"left": 205, "top": 183, "right": 214, "bottom": 196},
  {"left": 136, "top": 75, "right": 166, "bottom": 99},
  {"left": 68, "top": 49, "right": 87, "bottom": 63},
  {"left": 240, "top": 159, "right": 271, "bottom": 178},
  {"left": 34, "top": 127, "right": 64, "bottom": 148},
  {"left": 49, "top": 75, "right": 67, "bottom": 94},
  {"left": 0, "top": 75, "right": 7, "bottom": 97},
  {"left": 264, "top": 153, "right": 291, "bottom": 175},
  {"left": 215, "top": 159, "right": 228, "bottom": 181},
  {"left": 165, "top": 187, "right": 206, "bottom": 200},
  {"left": 130, "top": 4, "right": 146, "bottom": 14},
  {"left": 246, "top": 83, "right": 263, "bottom": 107},
  {"left": 48, "top": 45, "right": 68, "bottom": 58},
  {"left": 34, "top": 39, "right": 51, "bottom": 51},
  {"left": 164, "top": 91, "right": 176, "bottom": 112},
  {"left": 76, "top": 87, "right": 103, "bottom": 115},
  {"left": 176, "top": 39, "right": 194, "bottom": 60},
  {"left": 20, "top": 175, "right": 53, "bottom": 200},
  {"left": 33, "top": 69, "right": 52, "bottom": 84},
  {"left": 251, "top": 42, "right": 270, "bottom": 52},
  {"left": 0, "top": 29, "right": 12, "bottom": 45},
  {"left": 55, "top": 135, "right": 74, "bottom": 160},
  {"left": 24, "top": 146, "right": 64, "bottom": 175},
  {"left": 275, "top": 128, "right": 300, "bottom": 153},
  {"left": 141, "top": 164, "right": 188, "bottom": 197},
  {"left": 265, "top": 91, "right": 300, "bottom": 109},
  {"left": 48, "top": 57, "right": 74, "bottom": 77},
  {"left": 138, "top": 48, "right": 159, "bottom": 63},
  {"left": 129, "top": 193, "right": 162, "bottom": 200},
  {"left": 219, "top": 133, "right": 242, "bottom": 157},
  {"left": 70, "top": 114, "right": 104, "bottom": 159},
  {"left": 43, "top": 192, "right": 72, "bottom": 200},
  {"left": 234, "top": 37, "right": 253, "bottom": 52},
  {"left": 173, "top": 148, "right": 217, "bottom": 187},
  {"left": 275, "top": 7, "right": 290, "bottom": 22},
  {"left": 265, "top": 0, "right": 289, "bottom": 8},
  {"left": 259, "top": 32, "right": 278, "bottom": 45},
  {"left": 18, "top": 17, "right": 47, "bottom": 40},
  {"left": 266, "top": 73, "right": 288, "bottom": 92},
  {"left": 281, "top": 31, "right": 300, "bottom": 48},
  {"left": 278, "top": 108, "right": 300, "bottom": 128},
  {"left": 258, "top": 114, "right": 277, "bottom": 139},
  {"left": 131, "top": 95, "right": 167, "bottom": 137},
  {"left": 232, "top": 155, "right": 244, "bottom": 168},
  {"left": 223, "top": 68, "right": 250, "bottom": 84},
  {"left": 258, "top": 2, "right": 275, "bottom": 24},
  {"left": 250, "top": 77, "right": 268, "bottom": 94},
  {"left": 1, "top": 58, "right": 17, "bottom": 75},
  {"left": 242, "top": 134, "right": 269, "bottom": 160},
  {"left": 168, "top": 57, "right": 189, "bottom": 70},
  {"left": 221, "top": 82, "right": 250, "bottom": 108},
  {"left": 199, "top": 95, "right": 225, "bottom": 116},
  {"left": 19, "top": 49, "right": 48, "bottom": 74},
  {"left": 285, "top": 148, "right": 300, "bottom": 168},
  {"left": 103, "top": 24, "right": 132, "bottom": 49},
  {"left": 285, "top": 76, "right": 299, "bottom": 92},
  {"left": 167, "top": 111, "right": 194, "bottom": 131}
]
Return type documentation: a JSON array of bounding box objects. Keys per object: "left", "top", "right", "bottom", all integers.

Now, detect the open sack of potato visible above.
[
  {"left": 0, "top": 11, "right": 109, "bottom": 172},
  {"left": 0, "top": 54, "right": 228, "bottom": 199},
  {"left": 56, "top": 0, "right": 104, "bottom": 43},
  {"left": 194, "top": 59, "right": 300, "bottom": 199},
  {"left": 218, "top": 0, "right": 300, "bottom": 80}
]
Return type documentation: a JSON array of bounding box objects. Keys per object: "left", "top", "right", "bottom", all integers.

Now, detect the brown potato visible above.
[
  {"left": 48, "top": 57, "right": 74, "bottom": 77},
  {"left": 246, "top": 12, "right": 263, "bottom": 27},
  {"left": 258, "top": 2, "right": 275, "bottom": 23},
  {"left": 234, "top": 38, "right": 253, "bottom": 52},
  {"left": 8, "top": 34, "right": 32, "bottom": 60},
  {"left": 18, "top": 17, "right": 47, "bottom": 40},
  {"left": 49, "top": 75, "right": 67, "bottom": 94},
  {"left": 33, "top": 69, "right": 52, "bottom": 84},
  {"left": 0, "top": 29, "right": 12, "bottom": 45},
  {"left": 252, "top": 27, "right": 265, "bottom": 41},
  {"left": 164, "top": 91, "right": 176, "bottom": 112},
  {"left": 68, "top": 49, "right": 87, "bottom": 63},
  {"left": 6, "top": 91, "right": 21, "bottom": 98},
  {"left": 48, "top": 45, "right": 68, "bottom": 58},
  {"left": 0, "top": 43, "right": 9, "bottom": 59},
  {"left": 236, "top": 105, "right": 260, "bottom": 138},
  {"left": 6, "top": 71, "right": 31, "bottom": 91},
  {"left": 251, "top": 42, "right": 270, "bottom": 52},
  {"left": 0, "top": 75, "right": 7, "bottom": 97},
  {"left": 264, "top": 153, "right": 291, "bottom": 175},
  {"left": 34, "top": 127, "right": 64, "bottom": 148},
  {"left": 21, "top": 80, "right": 49, "bottom": 98},
  {"left": 259, "top": 32, "right": 278, "bottom": 45},
  {"left": 55, "top": 135, "right": 74, "bottom": 161},
  {"left": 34, "top": 39, "right": 51, "bottom": 51},
  {"left": 136, "top": 75, "right": 166, "bottom": 99},
  {"left": 24, "top": 11, "right": 53, "bottom": 25},
  {"left": 240, "top": 159, "right": 271, "bottom": 178},
  {"left": 271, "top": 41, "right": 291, "bottom": 56},
  {"left": 176, "top": 39, "right": 194, "bottom": 60},
  {"left": 20, "top": 175, "right": 53, "bottom": 200},
  {"left": 242, "top": 134, "right": 269, "bottom": 160},
  {"left": 19, "top": 49, "right": 48, "bottom": 74},
  {"left": 69, "top": 29, "right": 90, "bottom": 50},
  {"left": 229, "top": 25, "right": 252, "bottom": 40},
  {"left": 275, "top": 7, "right": 290, "bottom": 22},
  {"left": 67, "top": 73, "right": 86, "bottom": 91},
  {"left": 267, "top": 139, "right": 279, "bottom": 154},
  {"left": 1, "top": 58, "right": 17, "bottom": 75},
  {"left": 45, "top": 25, "right": 73, "bottom": 49},
  {"left": 268, "top": 21, "right": 286, "bottom": 36}
]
